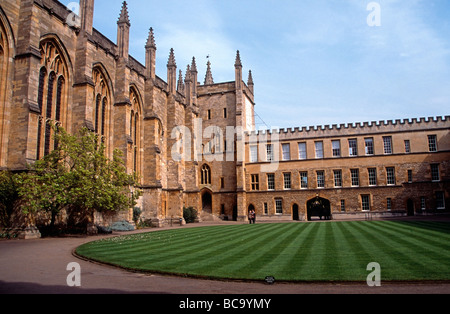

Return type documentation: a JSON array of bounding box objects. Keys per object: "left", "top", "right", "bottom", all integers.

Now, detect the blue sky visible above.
[{"left": 64, "top": 0, "right": 450, "bottom": 129}]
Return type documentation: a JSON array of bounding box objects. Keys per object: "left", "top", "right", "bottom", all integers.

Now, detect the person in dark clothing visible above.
[{"left": 248, "top": 209, "right": 256, "bottom": 224}]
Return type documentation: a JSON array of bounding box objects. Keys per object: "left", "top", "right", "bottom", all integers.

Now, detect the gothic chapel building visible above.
[{"left": 0, "top": 0, "right": 448, "bottom": 229}]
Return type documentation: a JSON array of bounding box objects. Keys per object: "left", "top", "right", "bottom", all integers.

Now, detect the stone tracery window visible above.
[
  {"left": 0, "top": 24, "right": 9, "bottom": 166},
  {"left": 36, "top": 40, "right": 68, "bottom": 159},
  {"left": 92, "top": 67, "right": 110, "bottom": 147},
  {"left": 130, "top": 87, "right": 141, "bottom": 174},
  {"left": 201, "top": 164, "right": 211, "bottom": 185},
  {"left": 0, "top": 29, "right": 6, "bottom": 103}
]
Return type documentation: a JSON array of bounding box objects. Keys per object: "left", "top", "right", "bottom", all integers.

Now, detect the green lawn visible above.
[{"left": 75, "top": 221, "right": 450, "bottom": 282}]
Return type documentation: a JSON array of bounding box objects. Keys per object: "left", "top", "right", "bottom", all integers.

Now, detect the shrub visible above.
[
  {"left": 133, "top": 207, "right": 142, "bottom": 225},
  {"left": 13, "top": 126, "right": 141, "bottom": 235},
  {"left": 183, "top": 207, "right": 198, "bottom": 224},
  {"left": 110, "top": 220, "right": 135, "bottom": 232},
  {"left": 96, "top": 225, "right": 112, "bottom": 234},
  {"left": 0, "top": 171, "right": 20, "bottom": 228}
]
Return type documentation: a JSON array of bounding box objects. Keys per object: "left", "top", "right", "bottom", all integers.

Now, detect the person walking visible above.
[{"left": 248, "top": 209, "right": 256, "bottom": 224}]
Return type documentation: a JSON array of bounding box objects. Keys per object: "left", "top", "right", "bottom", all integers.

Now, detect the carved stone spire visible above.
[
  {"left": 167, "top": 48, "right": 176, "bottom": 68},
  {"left": 247, "top": 70, "right": 253, "bottom": 85},
  {"left": 191, "top": 57, "right": 197, "bottom": 73},
  {"left": 204, "top": 60, "right": 214, "bottom": 85},
  {"left": 235, "top": 50, "right": 243, "bottom": 90},
  {"left": 117, "top": 1, "right": 130, "bottom": 59},
  {"left": 177, "top": 70, "right": 185, "bottom": 94},
  {"left": 145, "top": 27, "right": 156, "bottom": 80},
  {"left": 247, "top": 70, "right": 254, "bottom": 94},
  {"left": 117, "top": 1, "right": 130, "bottom": 26},
  {"left": 184, "top": 64, "right": 192, "bottom": 104},
  {"left": 146, "top": 27, "right": 156, "bottom": 50},
  {"left": 185, "top": 64, "right": 192, "bottom": 83},
  {"left": 190, "top": 57, "right": 198, "bottom": 96},
  {"left": 167, "top": 49, "right": 177, "bottom": 94},
  {"left": 235, "top": 50, "right": 242, "bottom": 68}
]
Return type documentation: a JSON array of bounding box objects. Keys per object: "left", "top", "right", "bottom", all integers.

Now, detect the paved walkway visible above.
[{"left": 1, "top": 218, "right": 450, "bottom": 294}]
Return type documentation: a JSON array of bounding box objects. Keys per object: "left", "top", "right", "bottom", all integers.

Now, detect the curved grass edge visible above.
[
  {"left": 73, "top": 245, "right": 450, "bottom": 286},
  {"left": 73, "top": 243, "right": 278, "bottom": 284},
  {"left": 72, "top": 222, "right": 450, "bottom": 285}
]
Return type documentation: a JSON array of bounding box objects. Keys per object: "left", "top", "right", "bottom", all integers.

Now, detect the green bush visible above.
[
  {"left": 183, "top": 207, "right": 198, "bottom": 224},
  {"left": 133, "top": 207, "right": 142, "bottom": 224},
  {"left": 0, "top": 171, "right": 20, "bottom": 228},
  {"left": 3, "top": 126, "right": 141, "bottom": 235},
  {"left": 110, "top": 220, "right": 135, "bottom": 232}
]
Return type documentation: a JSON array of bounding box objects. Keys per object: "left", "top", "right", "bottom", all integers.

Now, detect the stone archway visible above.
[
  {"left": 407, "top": 199, "right": 415, "bottom": 216},
  {"left": 292, "top": 204, "right": 300, "bottom": 221},
  {"left": 307, "top": 196, "right": 332, "bottom": 221},
  {"left": 201, "top": 190, "right": 212, "bottom": 214}
]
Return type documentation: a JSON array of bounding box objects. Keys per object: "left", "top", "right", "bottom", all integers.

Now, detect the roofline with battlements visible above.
[{"left": 247, "top": 116, "right": 450, "bottom": 142}]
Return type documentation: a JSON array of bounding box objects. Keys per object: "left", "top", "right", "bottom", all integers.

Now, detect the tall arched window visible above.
[
  {"left": 92, "top": 67, "right": 110, "bottom": 148},
  {"left": 53, "top": 76, "right": 64, "bottom": 150},
  {"left": 101, "top": 97, "right": 107, "bottom": 138},
  {"left": 44, "top": 72, "right": 55, "bottom": 156},
  {"left": 36, "top": 40, "right": 68, "bottom": 159},
  {"left": 0, "top": 15, "right": 16, "bottom": 168},
  {"left": 94, "top": 94, "right": 101, "bottom": 133},
  {"left": 55, "top": 76, "right": 64, "bottom": 121},
  {"left": 130, "top": 87, "right": 142, "bottom": 175},
  {"left": 0, "top": 31, "right": 6, "bottom": 105},
  {"left": 134, "top": 112, "right": 139, "bottom": 172},
  {"left": 201, "top": 164, "right": 211, "bottom": 185},
  {"left": 0, "top": 45, "right": 4, "bottom": 101},
  {"left": 36, "top": 68, "right": 47, "bottom": 160}
]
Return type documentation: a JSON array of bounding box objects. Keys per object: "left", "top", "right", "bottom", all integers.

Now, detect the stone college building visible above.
[{"left": 0, "top": 0, "right": 448, "bottom": 228}]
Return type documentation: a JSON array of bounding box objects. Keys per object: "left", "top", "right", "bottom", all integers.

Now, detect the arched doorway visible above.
[
  {"left": 202, "top": 190, "right": 212, "bottom": 214},
  {"left": 292, "top": 204, "right": 300, "bottom": 221},
  {"left": 307, "top": 196, "right": 332, "bottom": 221},
  {"left": 232, "top": 205, "right": 237, "bottom": 221},
  {"left": 407, "top": 199, "right": 415, "bottom": 216}
]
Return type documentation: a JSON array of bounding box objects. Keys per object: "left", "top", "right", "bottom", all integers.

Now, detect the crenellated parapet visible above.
[{"left": 247, "top": 116, "right": 450, "bottom": 141}]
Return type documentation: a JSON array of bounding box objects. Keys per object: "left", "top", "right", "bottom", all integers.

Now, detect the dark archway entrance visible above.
[
  {"left": 407, "top": 199, "right": 415, "bottom": 216},
  {"left": 307, "top": 196, "right": 332, "bottom": 221},
  {"left": 292, "top": 204, "right": 300, "bottom": 221},
  {"left": 232, "top": 205, "right": 237, "bottom": 221},
  {"left": 202, "top": 190, "right": 212, "bottom": 214}
]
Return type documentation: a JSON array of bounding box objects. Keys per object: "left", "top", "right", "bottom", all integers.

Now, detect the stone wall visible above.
[{"left": 0, "top": 0, "right": 448, "bottom": 232}]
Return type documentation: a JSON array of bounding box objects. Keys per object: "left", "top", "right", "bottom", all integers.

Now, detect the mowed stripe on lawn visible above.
[{"left": 76, "top": 221, "right": 450, "bottom": 282}]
